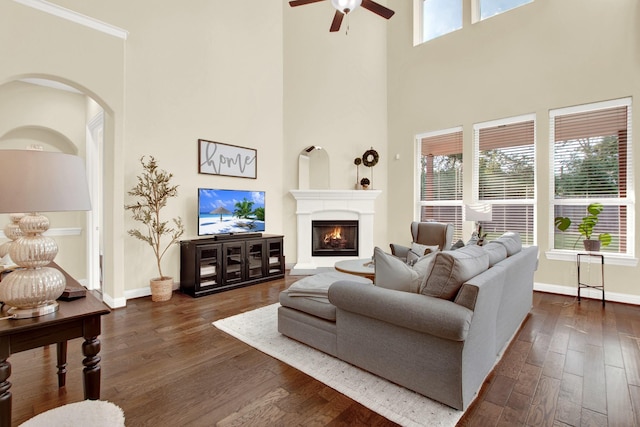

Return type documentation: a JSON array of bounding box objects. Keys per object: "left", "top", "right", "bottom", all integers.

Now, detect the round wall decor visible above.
[{"left": 362, "top": 148, "right": 379, "bottom": 167}]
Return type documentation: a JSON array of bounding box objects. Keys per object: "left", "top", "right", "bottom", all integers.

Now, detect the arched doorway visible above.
[{"left": 0, "top": 76, "right": 112, "bottom": 293}]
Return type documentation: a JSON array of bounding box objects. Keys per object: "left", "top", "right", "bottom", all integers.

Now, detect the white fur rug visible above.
[
  {"left": 19, "top": 400, "right": 125, "bottom": 427},
  {"left": 213, "top": 303, "right": 463, "bottom": 427}
]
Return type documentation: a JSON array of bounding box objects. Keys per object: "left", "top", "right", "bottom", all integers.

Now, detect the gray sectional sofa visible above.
[{"left": 278, "top": 232, "right": 538, "bottom": 410}]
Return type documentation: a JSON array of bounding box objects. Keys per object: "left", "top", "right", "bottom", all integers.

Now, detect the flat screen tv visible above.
[{"left": 198, "top": 188, "right": 265, "bottom": 236}]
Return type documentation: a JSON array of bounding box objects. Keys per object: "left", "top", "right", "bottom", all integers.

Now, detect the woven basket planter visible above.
[{"left": 150, "top": 277, "right": 173, "bottom": 302}]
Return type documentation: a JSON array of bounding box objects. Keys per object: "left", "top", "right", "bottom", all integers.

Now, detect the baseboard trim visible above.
[
  {"left": 534, "top": 281, "right": 640, "bottom": 306},
  {"left": 102, "top": 292, "right": 126, "bottom": 309}
]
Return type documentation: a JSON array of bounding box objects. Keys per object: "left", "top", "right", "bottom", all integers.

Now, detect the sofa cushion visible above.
[
  {"left": 407, "top": 243, "right": 439, "bottom": 265},
  {"left": 482, "top": 242, "right": 508, "bottom": 267},
  {"left": 279, "top": 291, "right": 337, "bottom": 321},
  {"left": 493, "top": 231, "right": 522, "bottom": 256},
  {"left": 420, "top": 245, "right": 490, "bottom": 300},
  {"left": 285, "top": 271, "right": 371, "bottom": 298},
  {"left": 374, "top": 247, "right": 438, "bottom": 293}
]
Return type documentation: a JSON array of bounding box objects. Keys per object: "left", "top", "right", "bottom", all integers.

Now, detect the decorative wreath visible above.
[{"left": 362, "top": 148, "right": 379, "bottom": 167}]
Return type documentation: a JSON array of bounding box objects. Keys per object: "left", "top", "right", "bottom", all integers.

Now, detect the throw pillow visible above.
[
  {"left": 420, "top": 245, "right": 490, "bottom": 300},
  {"left": 465, "top": 233, "right": 479, "bottom": 246},
  {"left": 450, "top": 239, "right": 465, "bottom": 250},
  {"left": 406, "top": 250, "right": 420, "bottom": 266},
  {"left": 407, "top": 243, "right": 439, "bottom": 265},
  {"left": 410, "top": 242, "right": 439, "bottom": 256},
  {"left": 482, "top": 242, "right": 508, "bottom": 267},
  {"left": 374, "top": 247, "right": 438, "bottom": 293},
  {"left": 493, "top": 231, "right": 522, "bottom": 256}
]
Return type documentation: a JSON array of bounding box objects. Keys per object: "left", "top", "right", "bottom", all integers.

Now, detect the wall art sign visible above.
[{"left": 198, "top": 139, "right": 257, "bottom": 179}]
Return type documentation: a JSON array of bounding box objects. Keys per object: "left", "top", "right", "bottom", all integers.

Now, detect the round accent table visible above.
[{"left": 334, "top": 258, "right": 375, "bottom": 281}]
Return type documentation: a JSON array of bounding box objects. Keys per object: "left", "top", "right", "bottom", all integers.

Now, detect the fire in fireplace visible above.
[{"left": 312, "top": 220, "right": 359, "bottom": 257}]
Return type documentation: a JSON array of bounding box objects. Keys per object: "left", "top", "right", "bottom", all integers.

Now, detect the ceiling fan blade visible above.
[
  {"left": 330, "top": 10, "right": 344, "bottom": 32},
  {"left": 289, "top": 0, "right": 326, "bottom": 7},
  {"left": 361, "top": 0, "right": 395, "bottom": 19}
]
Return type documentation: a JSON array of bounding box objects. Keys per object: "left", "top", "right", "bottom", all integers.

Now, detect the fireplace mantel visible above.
[
  {"left": 290, "top": 189, "right": 382, "bottom": 202},
  {"left": 290, "top": 189, "right": 381, "bottom": 273}
]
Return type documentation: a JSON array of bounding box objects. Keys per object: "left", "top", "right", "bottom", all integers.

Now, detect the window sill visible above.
[{"left": 545, "top": 250, "right": 638, "bottom": 267}]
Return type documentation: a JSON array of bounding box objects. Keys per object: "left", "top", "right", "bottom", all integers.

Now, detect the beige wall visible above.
[
  {"left": 283, "top": 2, "right": 389, "bottom": 259},
  {"left": 387, "top": 0, "right": 640, "bottom": 299},
  {"left": 109, "top": 1, "right": 285, "bottom": 296}
]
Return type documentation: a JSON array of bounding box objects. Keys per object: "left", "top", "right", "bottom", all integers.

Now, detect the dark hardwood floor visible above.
[{"left": 7, "top": 273, "right": 640, "bottom": 426}]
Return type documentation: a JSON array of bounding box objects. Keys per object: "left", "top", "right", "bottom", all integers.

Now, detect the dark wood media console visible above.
[{"left": 180, "top": 234, "right": 284, "bottom": 297}]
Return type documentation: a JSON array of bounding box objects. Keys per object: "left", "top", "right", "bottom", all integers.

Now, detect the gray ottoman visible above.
[{"left": 277, "top": 272, "right": 372, "bottom": 356}]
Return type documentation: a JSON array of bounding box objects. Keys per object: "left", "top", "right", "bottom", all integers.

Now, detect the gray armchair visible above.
[{"left": 389, "top": 221, "right": 454, "bottom": 261}]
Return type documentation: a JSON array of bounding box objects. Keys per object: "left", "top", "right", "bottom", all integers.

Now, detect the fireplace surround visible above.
[{"left": 290, "top": 189, "right": 381, "bottom": 273}]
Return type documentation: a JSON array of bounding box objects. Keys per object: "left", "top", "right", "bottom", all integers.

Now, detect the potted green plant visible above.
[
  {"left": 554, "top": 202, "right": 611, "bottom": 251},
  {"left": 125, "top": 156, "right": 184, "bottom": 301}
]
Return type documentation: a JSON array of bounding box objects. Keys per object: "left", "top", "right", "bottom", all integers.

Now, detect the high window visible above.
[
  {"left": 473, "top": 0, "right": 533, "bottom": 22},
  {"left": 415, "top": 0, "right": 462, "bottom": 45},
  {"left": 551, "top": 98, "right": 633, "bottom": 256},
  {"left": 417, "top": 127, "right": 464, "bottom": 241},
  {"left": 474, "top": 115, "right": 536, "bottom": 244},
  {"left": 416, "top": 0, "right": 533, "bottom": 45}
]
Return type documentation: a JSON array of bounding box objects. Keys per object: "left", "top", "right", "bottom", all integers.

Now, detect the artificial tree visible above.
[{"left": 125, "top": 156, "right": 184, "bottom": 299}]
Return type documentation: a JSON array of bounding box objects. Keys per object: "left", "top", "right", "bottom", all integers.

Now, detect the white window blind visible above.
[
  {"left": 474, "top": 116, "right": 536, "bottom": 245},
  {"left": 417, "top": 128, "right": 463, "bottom": 241},
  {"left": 551, "top": 98, "right": 633, "bottom": 254}
]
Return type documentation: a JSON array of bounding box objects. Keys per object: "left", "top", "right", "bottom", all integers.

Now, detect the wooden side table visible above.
[
  {"left": 334, "top": 258, "right": 375, "bottom": 281},
  {"left": 576, "top": 253, "right": 605, "bottom": 306},
  {"left": 0, "top": 264, "right": 110, "bottom": 426}
]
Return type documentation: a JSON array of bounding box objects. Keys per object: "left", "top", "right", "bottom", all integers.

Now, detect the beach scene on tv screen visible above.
[{"left": 199, "top": 189, "right": 265, "bottom": 235}]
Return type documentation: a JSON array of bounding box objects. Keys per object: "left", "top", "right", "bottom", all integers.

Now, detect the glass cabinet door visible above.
[
  {"left": 267, "top": 238, "right": 284, "bottom": 276},
  {"left": 197, "top": 244, "right": 221, "bottom": 289},
  {"left": 223, "top": 242, "right": 244, "bottom": 284},
  {"left": 247, "top": 240, "right": 265, "bottom": 280}
]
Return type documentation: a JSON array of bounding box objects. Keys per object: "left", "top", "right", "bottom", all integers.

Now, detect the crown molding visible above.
[{"left": 13, "top": 0, "right": 128, "bottom": 40}]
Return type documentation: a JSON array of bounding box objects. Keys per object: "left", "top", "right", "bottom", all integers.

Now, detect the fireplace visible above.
[
  {"left": 312, "top": 220, "right": 358, "bottom": 257},
  {"left": 290, "top": 189, "right": 381, "bottom": 273}
]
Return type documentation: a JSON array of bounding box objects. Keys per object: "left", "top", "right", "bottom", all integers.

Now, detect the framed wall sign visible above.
[{"left": 198, "top": 139, "right": 257, "bottom": 179}]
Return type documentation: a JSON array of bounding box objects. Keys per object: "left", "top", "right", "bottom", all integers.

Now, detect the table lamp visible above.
[
  {"left": 465, "top": 203, "right": 492, "bottom": 244},
  {"left": 0, "top": 150, "right": 91, "bottom": 318}
]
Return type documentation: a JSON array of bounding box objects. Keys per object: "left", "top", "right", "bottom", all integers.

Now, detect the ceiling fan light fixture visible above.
[{"left": 331, "top": 0, "right": 362, "bottom": 14}]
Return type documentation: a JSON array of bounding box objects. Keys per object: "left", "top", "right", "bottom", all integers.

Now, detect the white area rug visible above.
[
  {"left": 19, "top": 400, "right": 125, "bottom": 427},
  {"left": 213, "top": 303, "right": 463, "bottom": 427}
]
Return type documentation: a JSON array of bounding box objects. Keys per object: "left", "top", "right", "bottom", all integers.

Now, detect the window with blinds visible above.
[
  {"left": 474, "top": 115, "right": 536, "bottom": 245},
  {"left": 551, "top": 98, "right": 633, "bottom": 254},
  {"left": 417, "top": 128, "right": 463, "bottom": 241}
]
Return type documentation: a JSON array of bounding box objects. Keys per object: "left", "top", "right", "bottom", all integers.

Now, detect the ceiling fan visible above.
[{"left": 289, "top": 0, "right": 395, "bottom": 33}]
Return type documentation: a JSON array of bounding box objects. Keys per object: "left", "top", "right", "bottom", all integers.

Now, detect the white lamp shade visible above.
[
  {"left": 465, "top": 203, "right": 492, "bottom": 222},
  {"left": 0, "top": 150, "right": 91, "bottom": 213},
  {"left": 331, "top": 0, "right": 362, "bottom": 13}
]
